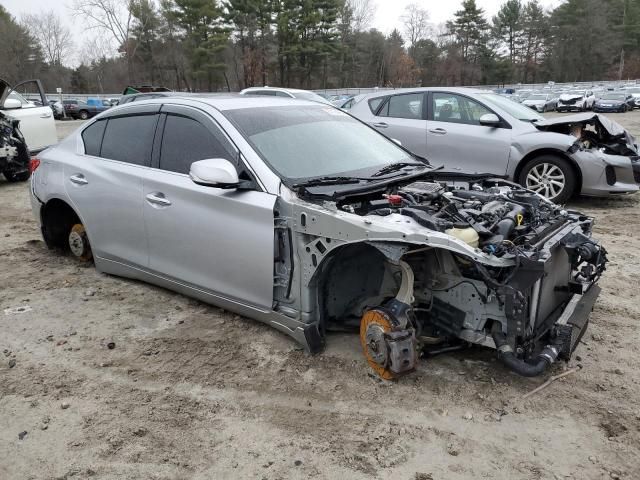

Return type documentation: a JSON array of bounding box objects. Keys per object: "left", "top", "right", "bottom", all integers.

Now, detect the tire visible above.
[
  {"left": 518, "top": 155, "right": 576, "bottom": 204},
  {"left": 78, "top": 110, "right": 89, "bottom": 120},
  {"left": 3, "top": 171, "right": 30, "bottom": 182}
]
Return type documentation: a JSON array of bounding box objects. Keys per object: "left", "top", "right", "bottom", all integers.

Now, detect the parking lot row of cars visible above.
[
  {"left": 500, "top": 85, "right": 640, "bottom": 113},
  {"left": 27, "top": 96, "right": 119, "bottom": 120}
]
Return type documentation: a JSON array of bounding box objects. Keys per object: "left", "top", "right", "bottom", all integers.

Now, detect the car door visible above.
[
  {"left": 425, "top": 91, "right": 512, "bottom": 175},
  {"left": 142, "top": 105, "right": 276, "bottom": 309},
  {"left": 64, "top": 105, "right": 160, "bottom": 267},
  {"left": 1, "top": 80, "right": 56, "bottom": 152},
  {"left": 367, "top": 92, "right": 427, "bottom": 157}
]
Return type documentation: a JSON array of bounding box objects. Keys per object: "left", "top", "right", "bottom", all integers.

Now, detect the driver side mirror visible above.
[
  {"left": 479, "top": 113, "right": 501, "bottom": 127},
  {"left": 190, "top": 158, "right": 241, "bottom": 188},
  {"left": 3, "top": 98, "right": 22, "bottom": 110}
]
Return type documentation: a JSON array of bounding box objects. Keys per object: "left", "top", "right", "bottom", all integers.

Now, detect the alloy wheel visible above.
[{"left": 525, "top": 163, "right": 566, "bottom": 200}]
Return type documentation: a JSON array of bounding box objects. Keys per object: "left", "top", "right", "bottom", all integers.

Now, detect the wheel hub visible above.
[
  {"left": 525, "top": 163, "right": 566, "bottom": 200},
  {"left": 68, "top": 224, "right": 92, "bottom": 261}
]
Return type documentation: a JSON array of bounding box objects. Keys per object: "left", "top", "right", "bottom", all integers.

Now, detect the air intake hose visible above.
[{"left": 492, "top": 331, "right": 559, "bottom": 377}]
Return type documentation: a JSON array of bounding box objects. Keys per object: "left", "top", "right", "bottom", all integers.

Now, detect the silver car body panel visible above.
[{"left": 348, "top": 87, "right": 639, "bottom": 197}]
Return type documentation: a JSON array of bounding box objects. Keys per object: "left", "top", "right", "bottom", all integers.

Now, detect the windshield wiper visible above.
[
  {"left": 293, "top": 176, "right": 363, "bottom": 188},
  {"left": 371, "top": 161, "right": 426, "bottom": 177}
]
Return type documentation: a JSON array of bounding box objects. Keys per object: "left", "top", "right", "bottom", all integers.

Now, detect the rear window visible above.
[
  {"left": 100, "top": 114, "right": 158, "bottom": 166},
  {"left": 81, "top": 120, "right": 107, "bottom": 156}
]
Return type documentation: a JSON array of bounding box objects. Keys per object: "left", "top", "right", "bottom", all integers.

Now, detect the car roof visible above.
[
  {"left": 241, "top": 86, "right": 315, "bottom": 95},
  {"left": 105, "top": 93, "right": 324, "bottom": 112},
  {"left": 354, "top": 87, "right": 493, "bottom": 100}
]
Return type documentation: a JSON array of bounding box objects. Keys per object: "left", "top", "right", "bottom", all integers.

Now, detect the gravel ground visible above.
[{"left": 0, "top": 113, "right": 639, "bottom": 480}]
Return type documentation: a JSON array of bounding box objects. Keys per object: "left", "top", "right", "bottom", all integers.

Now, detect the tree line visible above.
[{"left": 1, "top": 0, "right": 640, "bottom": 94}]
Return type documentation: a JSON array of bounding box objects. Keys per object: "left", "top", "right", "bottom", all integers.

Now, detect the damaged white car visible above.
[
  {"left": 0, "top": 107, "right": 30, "bottom": 182},
  {"left": 31, "top": 96, "right": 607, "bottom": 379}
]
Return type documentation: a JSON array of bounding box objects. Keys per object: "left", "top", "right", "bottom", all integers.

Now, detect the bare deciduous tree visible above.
[
  {"left": 70, "top": 0, "right": 137, "bottom": 82},
  {"left": 21, "top": 11, "right": 73, "bottom": 66},
  {"left": 401, "top": 3, "right": 430, "bottom": 49},
  {"left": 347, "top": 0, "right": 376, "bottom": 32}
]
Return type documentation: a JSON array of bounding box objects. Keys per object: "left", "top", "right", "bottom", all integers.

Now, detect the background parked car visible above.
[
  {"left": 49, "top": 100, "right": 64, "bottom": 119},
  {"left": 62, "top": 99, "right": 100, "bottom": 120},
  {"left": 86, "top": 97, "right": 112, "bottom": 113},
  {"left": 557, "top": 89, "right": 596, "bottom": 111},
  {"left": 240, "top": 86, "right": 332, "bottom": 104},
  {"left": 0, "top": 78, "right": 57, "bottom": 153},
  {"left": 337, "top": 94, "right": 364, "bottom": 110},
  {"left": 522, "top": 93, "right": 558, "bottom": 112},
  {"left": 593, "top": 92, "right": 635, "bottom": 113},
  {"left": 348, "top": 87, "right": 639, "bottom": 203}
]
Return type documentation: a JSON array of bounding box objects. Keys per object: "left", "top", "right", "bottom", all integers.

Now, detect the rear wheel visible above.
[
  {"left": 78, "top": 110, "right": 89, "bottom": 120},
  {"left": 518, "top": 155, "right": 576, "bottom": 204},
  {"left": 3, "top": 171, "right": 30, "bottom": 182}
]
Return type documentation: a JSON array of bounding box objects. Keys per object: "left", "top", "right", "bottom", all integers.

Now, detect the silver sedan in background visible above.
[
  {"left": 348, "top": 87, "right": 640, "bottom": 203},
  {"left": 522, "top": 93, "right": 558, "bottom": 113}
]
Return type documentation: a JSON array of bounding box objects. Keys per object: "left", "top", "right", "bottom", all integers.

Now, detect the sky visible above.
[
  {"left": 1, "top": 0, "right": 563, "bottom": 63},
  {"left": 373, "top": 0, "right": 562, "bottom": 34}
]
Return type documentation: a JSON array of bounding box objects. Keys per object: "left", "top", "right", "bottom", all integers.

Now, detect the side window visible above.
[
  {"left": 368, "top": 97, "right": 385, "bottom": 114},
  {"left": 377, "top": 93, "right": 424, "bottom": 120},
  {"left": 432, "top": 93, "right": 492, "bottom": 126},
  {"left": 159, "top": 114, "right": 234, "bottom": 174},
  {"left": 81, "top": 120, "right": 107, "bottom": 156},
  {"left": 275, "top": 91, "right": 291, "bottom": 98},
  {"left": 100, "top": 114, "right": 158, "bottom": 166}
]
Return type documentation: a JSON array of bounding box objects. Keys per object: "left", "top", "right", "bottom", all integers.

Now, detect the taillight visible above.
[{"left": 29, "top": 157, "right": 41, "bottom": 173}]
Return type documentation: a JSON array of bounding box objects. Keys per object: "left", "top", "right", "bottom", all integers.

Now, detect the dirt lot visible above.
[{"left": 1, "top": 113, "right": 639, "bottom": 480}]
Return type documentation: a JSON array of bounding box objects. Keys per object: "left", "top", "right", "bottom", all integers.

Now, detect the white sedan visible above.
[{"left": 1, "top": 79, "right": 57, "bottom": 154}]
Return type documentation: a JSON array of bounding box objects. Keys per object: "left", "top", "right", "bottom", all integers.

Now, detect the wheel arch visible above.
[
  {"left": 514, "top": 148, "right": 583, "bottom": 195},
  {"left": 40, "top": 197, "right": 85, "bottom": 250}
]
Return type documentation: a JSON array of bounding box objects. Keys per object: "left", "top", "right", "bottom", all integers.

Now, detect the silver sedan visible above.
[
  {"left": 29, "top": 95, "right": 606, "bottom": 380},
  {"left": 348, "top": 87, "right": 639, "bottom": 203}
]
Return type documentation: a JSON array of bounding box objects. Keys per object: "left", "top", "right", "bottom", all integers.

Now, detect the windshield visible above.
[
  {"left": 223, "top": 105, "right": 415, "bottom": 181},
  {"left": 600, "top": 93, "right": 627, "bottom": 101},
  {"left": 601, "top": 93, "right": 626, "bottom": 100},
  {"left": 528, "top": 94, "right": 548, "bottom": 100},
  {"left": 294, "top": 91, "right": 331, "bottom": 104},
  {"left": 479, "top": 93, "right": 544, "bottom": 122}
]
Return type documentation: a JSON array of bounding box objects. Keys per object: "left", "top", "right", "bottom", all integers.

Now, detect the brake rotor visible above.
[
  {"left": 68, "top": 223, "right": 92, "bottom": 261},
  {"left": 360, "top": 308, "right": 396, "bottom": 380}
]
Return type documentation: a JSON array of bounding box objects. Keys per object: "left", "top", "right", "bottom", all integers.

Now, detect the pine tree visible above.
[
  {"left": 169, "top": 0, "right": 230, "bottom": 90},
  {"left": 446, "top": 0, "right": 490, "bottom": 84}
]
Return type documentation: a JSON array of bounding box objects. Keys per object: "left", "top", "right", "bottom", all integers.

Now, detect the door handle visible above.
[
  {"left": 145, "top": 192, "right": 172, "bottom": 207},
  {"left": 428, "top": 128, "right": 447, "bottom": 135},
  {"left": 69, "top": 174, "right": 88, "bottom": 185},
  {"left": 373, "top": 122, "right": 388, "bottom": 128}
]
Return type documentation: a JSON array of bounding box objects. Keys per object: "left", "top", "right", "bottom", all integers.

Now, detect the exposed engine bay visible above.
[
  {"left": 0, "top": 111, "right": 30, "bottom": 179},
  {"left": 291, "top": 175, "right": 607, "bottom": 379}
]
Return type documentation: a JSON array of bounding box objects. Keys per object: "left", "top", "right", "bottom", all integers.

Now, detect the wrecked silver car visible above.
[
  {"left": 348, "top": 88, "right": 640, "bottom": 203},
  {"left": 30, "top": 97, "right": 607, "bottom": 379}
]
